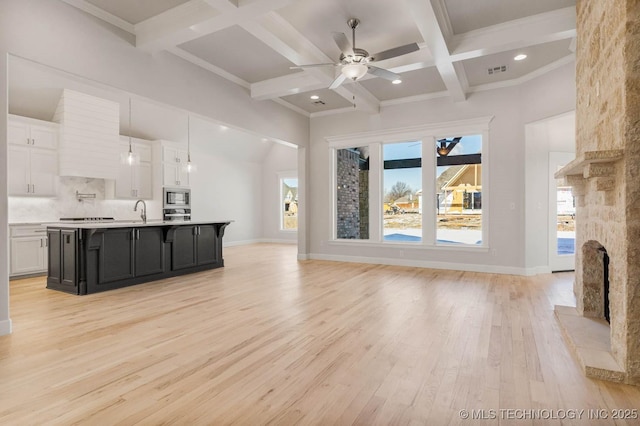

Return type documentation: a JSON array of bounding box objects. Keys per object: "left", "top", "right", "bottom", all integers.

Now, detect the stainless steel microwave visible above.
[{"left": 163, "top": 187, "right": 191, "bottom": 209}]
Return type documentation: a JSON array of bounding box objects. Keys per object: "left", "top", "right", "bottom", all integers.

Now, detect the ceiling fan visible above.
[{"left": 291, "top": 18, "right": 420, "bottom": 89}]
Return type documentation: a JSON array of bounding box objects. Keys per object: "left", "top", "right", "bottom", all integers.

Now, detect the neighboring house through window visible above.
[{"left": 280, "top": 176, "right": 298, "bottom": 231}]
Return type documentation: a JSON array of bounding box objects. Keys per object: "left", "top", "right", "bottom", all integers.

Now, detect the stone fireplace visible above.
[{"left": 554, "top": 0, "right": 640, "bottom": 385}]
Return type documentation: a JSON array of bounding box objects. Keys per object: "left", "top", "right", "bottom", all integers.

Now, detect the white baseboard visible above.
[
  {"left": 297, "top": 253, "right": 310, "bottom": 260},
  {"left": 308, "top": 253, "right": 532, "bottom": 276},
  {"left": 224, "top": 239, "right": 263, "bottom": 247},
  {"left": 532, "top": 266, "right": 552, "bottom": 275},
  {"left": 0, "top": 319, "right": 12, "bottom": 336},
  {"left": 261, "top": 239, "right": 297, "bottom": 244},
  {"left": 224, "top": 239, "right": 297, "bottom": 247}
]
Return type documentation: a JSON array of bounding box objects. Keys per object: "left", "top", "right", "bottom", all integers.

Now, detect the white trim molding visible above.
[{"left": 325, "top": 116, "right": 494, "bottom": 148}]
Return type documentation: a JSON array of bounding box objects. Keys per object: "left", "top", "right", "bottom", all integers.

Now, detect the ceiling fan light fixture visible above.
[
  {"left": 392, "top": 79, "right": 402, "bottom": 84},
  {"left": 342, "top": 63, "right": 368, "bottom": 80},
  {"left": 514, "top": 54, "right": 527, "bottom": 61},
  {"left": 310, "top": 95, "right": 320, "bottom": 100}
]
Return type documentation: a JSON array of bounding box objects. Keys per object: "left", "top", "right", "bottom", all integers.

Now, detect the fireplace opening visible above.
[{"left": 581, "top": 240, "right": 611, "bottom": 323}]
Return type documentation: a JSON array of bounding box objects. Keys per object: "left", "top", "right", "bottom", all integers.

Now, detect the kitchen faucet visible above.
[{"left": 134, "top": 199, "right": 147, "bottom": 223}]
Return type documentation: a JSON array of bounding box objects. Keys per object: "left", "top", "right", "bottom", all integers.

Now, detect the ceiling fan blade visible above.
[
  {"left": 367, "top": 66, "right": 401, "bottom": 81},
  {"left": 332, "top": 32, "right": 354, "bottom": 57},
  {"left": 329, "top": 73, "right": 347, "bottom": 89},
  {"left": 371, "top": 42, "right": 420, "bottom": 62},
  {"left": 289, "top": 63, "right": 338, "bottom": 69}
]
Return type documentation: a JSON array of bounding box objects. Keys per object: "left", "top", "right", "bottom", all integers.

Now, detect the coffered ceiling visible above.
[{"left": 61, "top": 0, "right": 576, "bottom": 116}]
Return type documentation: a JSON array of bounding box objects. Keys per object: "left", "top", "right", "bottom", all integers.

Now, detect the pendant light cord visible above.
[
  {"left": 128, "top": 98, "right": 132, "bottom": 152},
  {"left": 187, "top": 114, "right": 191, "bottom": 162}
]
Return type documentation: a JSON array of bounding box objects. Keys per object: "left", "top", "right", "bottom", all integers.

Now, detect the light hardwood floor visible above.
[{"left": 2, "top": 243, "right": 640, "bottom": 425}]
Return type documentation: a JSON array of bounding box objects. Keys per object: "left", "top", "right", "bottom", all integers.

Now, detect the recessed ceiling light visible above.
[
  {"left": 392, "top": 79, "right": 402, "bottom": 85},
  {"left": 514, "top": 54, "right": 527, "bottom": 61},
  {"left": 310, "top": 95, "right": 320, "bottom": 100}
]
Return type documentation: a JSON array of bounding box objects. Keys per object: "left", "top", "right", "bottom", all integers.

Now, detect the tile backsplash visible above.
[{"left": 9, "top": 177, "right": 161, "bottom": 223}]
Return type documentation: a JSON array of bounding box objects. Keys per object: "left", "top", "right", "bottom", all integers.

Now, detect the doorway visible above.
[{"left": 549, "top": 152, "right": 576, "bottom": 271}]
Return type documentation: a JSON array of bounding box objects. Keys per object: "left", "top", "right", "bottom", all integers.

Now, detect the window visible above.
[
  {"left": 329, "top": 117, "right": 490, "bottom": 248},
  {"left": 436, "top": 135, "right": 483, "bottom": 245},
  {"left": 281, "top": 177, "right": 298, "bottom": 230},
  {"left": 383, "top": 141, "right": 422, "bottom": 242}
]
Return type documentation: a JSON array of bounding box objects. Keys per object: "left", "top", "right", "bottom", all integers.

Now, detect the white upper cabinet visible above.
[
  {"left": 161, "top": 143, "right": 190, "bottom": 188},
  {"left": 7, "top": 116, "right": 58, "bottom": 197},
  {"left": 105, "top": 137, "right": 154, "bottom": 200},
  {"left": 8, "top": 118, "right": 58, "bottom": 149}
]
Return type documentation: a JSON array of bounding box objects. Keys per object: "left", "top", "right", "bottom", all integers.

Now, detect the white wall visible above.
[
  {"left": 188, "top": 142, "right": 264, "bottom": 244},
  {"left": 306, "top": 62, "right": 576, "bottom": 274},
  {"left": 1, "top": 52, "right": 11, "bottom": 335},
  {"left": 261, "top": 143, "right": 298, "bottom": 243},
  {"left": 524, "top": 112, "right": 576, "bottom": 272}
]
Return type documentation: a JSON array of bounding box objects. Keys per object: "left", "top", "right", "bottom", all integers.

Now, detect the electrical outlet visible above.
[{"left": 510, "top": 202, "right": 516, "bottom": 210}]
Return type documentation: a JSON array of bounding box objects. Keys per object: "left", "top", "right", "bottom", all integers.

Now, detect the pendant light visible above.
[
  {"left": 185, "top": 114, "right": 197, "bottom": 173},
  {"left": 122, "top": 98, "right": 140, "bottom": 166}
]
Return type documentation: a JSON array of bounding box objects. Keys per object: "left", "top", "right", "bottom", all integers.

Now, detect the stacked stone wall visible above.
[
  {"left": 336, "top": 149, "right": 360, "bottom": 239},
  {"left": 575, "top": 0, "right": 640, "bottom": 383}
]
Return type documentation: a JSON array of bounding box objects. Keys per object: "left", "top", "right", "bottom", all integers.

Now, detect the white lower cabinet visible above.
[{"left": 10, "top": 225, "right": 48, "bottom": 277}]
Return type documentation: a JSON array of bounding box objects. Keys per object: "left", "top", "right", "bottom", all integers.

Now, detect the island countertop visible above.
[{"left": 46, "top": 220, "right": 234, "bottom": 229}]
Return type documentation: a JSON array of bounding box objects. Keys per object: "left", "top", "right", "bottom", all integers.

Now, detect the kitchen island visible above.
[{"left": 46, "top": 221, "right": 231, "bottom": 295}]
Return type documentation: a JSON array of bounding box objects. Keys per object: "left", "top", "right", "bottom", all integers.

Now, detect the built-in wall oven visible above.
[
  {"left": 163, "top": 208, "right": 191, "bottom": 221},
  {"left": 163, "top": 188, "right": 191, "bottom": 221}
]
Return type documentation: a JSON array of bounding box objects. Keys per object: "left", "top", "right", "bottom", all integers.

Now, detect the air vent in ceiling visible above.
[
  {"left": 313, "top": 100, "right": 326, "bottom": 105},
  {"left": 488, "top": 65, "right": 507, "bottom": 75}
]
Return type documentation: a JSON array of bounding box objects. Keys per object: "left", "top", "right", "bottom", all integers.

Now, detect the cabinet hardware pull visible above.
[
  {"left": 40, "top": 239, "right": 43, "bottom": 247},
  {"left": 44, "top": 238, "right": 48, "bottom": 247},
  {"left": 27, "top": 184, "right": 30, "bottom": 193},
  {"left": 32, "top": 184, "right": 35, "bottom": 193}
]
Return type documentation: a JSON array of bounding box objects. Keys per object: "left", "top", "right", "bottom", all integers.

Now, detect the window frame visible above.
[{"left": 327, "top": 117, "right": 492, "bottom": 250}]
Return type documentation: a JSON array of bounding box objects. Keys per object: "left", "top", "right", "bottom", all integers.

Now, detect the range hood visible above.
[{"left": 54, "top": 89, "right": 120, "bottom": 180}]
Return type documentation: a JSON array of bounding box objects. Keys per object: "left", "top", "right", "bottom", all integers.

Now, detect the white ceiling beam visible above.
[
  {"left": 405, "top": 0, "right": 467, "bottom": 101},
  {"left": 449, "top": 7, "right": 577, "bottom": 62},
  {"left": 251, "top": 72, "right": 327, "bottom": 100},
  {"left": 167, "top": 46, "right": 251, "bottom": 89},
  {"left": 60, "top": 0, "right": 135, "bottom": 34},
  {"left": 135, "top": 0, "right": 294, "bottom": 52},
  {"left": 240, "top": 13, "right": 331, "bottom": 67},
  {"left": 202, "top": 0, "right": 238, "bottom": 12}
]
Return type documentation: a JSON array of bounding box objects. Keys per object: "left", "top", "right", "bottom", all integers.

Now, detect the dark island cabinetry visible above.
[
  {"left": 47, "top": 229, "right": 79, "bottom": 294},
  {"left": 172, "top": 225, "right": 220, "bottom": 270},
  {"left": 46, "top": 221, "right": 230, "bottom": 295}
]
